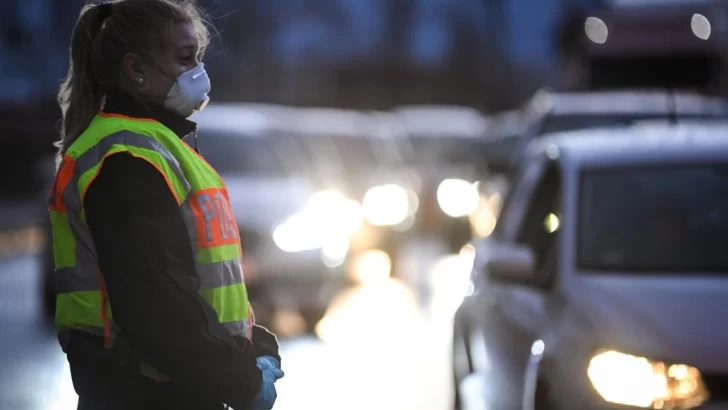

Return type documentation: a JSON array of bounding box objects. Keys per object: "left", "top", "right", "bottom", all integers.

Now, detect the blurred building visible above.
[
  {"left": 0, "top": 0, "right": 595, "bottom": 109},
  {"left": 0, "top": 0, "right": 725, "bottom": 167}
]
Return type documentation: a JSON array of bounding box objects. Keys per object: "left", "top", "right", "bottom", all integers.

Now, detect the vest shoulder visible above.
[{"left": 68, "top": 115, "right": 179, "bottom": 159}]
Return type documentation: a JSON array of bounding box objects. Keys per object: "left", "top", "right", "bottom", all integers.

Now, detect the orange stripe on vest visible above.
[{"left": 49, "top": 155, "right": 76, "bottom": 212}]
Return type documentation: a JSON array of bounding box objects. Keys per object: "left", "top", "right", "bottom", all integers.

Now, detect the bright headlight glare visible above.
[
  {"left": 587, "top": 350, "right": 709, "bottom": 409},
  {"left": 437, "top": 179, "right": 479, "bottom": 218},
  {"left": 352, "top": 249, "right": 391, "bottom": 285},
  {"left": 362, "top": 184, "right": 410, "bottom": 226},
  {"left": 273, "top": 190, "right": 363, "bottom": 253},
  {"left": 273, "top": 213, "right": 318, "bottom": 253}
]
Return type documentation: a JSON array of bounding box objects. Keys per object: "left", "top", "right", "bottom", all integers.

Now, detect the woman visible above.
[{"left": 48, "top": 1, "right": 283, "bottom": 409}]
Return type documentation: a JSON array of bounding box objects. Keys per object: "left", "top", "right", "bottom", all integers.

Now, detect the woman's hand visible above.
[
  {"left": 256, "top": 356, "right": 281, "bottom": 373},
  {"left": 249, "top": 356, "right": 284, "bottom": 410}
]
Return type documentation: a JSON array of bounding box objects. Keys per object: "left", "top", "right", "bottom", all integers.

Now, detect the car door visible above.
[{"left": 475, "top": 155, "right": 563, "bottom": 408}]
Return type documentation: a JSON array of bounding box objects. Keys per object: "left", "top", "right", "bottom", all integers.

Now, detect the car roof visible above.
[
  {"left": 527, "top": 90, "right": 728, "bottom": 117},
  {"left": 390, "top": 105, "right": 489, "bottom": 138},
  {"left": 189, "top": 103, "right": 291, "bottom": 136},
  {"left": 530, "top": 121, "right": 728, "bottom": 168},
  {"left": 190, "top": 103, "right": 375, "bottom": 137},
  {"left": 191, "top": 102, "right": 490, "bottom": 140}
]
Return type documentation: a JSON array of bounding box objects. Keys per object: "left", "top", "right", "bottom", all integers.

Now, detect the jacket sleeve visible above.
[
  {"left": 83, "top": 152, "right": 261, "bottom": 409},
  {"left": 249, "top": 325, "right": 281, "bottom": 363}
]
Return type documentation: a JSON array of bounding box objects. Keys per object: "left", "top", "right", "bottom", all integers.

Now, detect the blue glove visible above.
[
  {"left": 256, "top": 356, "right": 282, "bottom": 373},
  {"left": 250, "top": 367, "right": 284, "bottom": 410}
]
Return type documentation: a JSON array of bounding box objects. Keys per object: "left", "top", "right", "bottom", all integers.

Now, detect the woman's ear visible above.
[{"left": 121, "top": 52, "right": 146, "bottom": 90}]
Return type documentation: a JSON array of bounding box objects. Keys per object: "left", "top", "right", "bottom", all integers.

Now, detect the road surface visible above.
[{"left": 0, "top": 251, "right": 456, "bottom": 410}]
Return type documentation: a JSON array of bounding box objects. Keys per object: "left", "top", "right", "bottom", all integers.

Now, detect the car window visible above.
[
  {"left": 493, "top": 156, "right": 547, "bottom": 242},
  {"left": 402, "top": 138, "right": 490, "bottom": 173},
  {"left": 578, "top": 162, "right": 728, "bottom": 272},
  {"left": 197, "top": 132, "right": 286, "bottom": 176},
  {"left": 515, "top": 162, "right": 562, "bottom": 273}
]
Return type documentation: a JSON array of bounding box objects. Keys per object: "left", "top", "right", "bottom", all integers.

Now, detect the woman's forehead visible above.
[{"left": 168, "top": 22, "right": 198, "bottom": 50}]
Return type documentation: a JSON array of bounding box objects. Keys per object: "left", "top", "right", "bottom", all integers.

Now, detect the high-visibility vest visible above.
[{"left": 48, "top": 112, "right": 253, "bottom": 348}]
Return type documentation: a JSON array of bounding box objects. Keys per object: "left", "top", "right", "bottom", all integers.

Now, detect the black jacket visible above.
[{"left": 68, "top": 89, "right": 279, "bottom": 410}]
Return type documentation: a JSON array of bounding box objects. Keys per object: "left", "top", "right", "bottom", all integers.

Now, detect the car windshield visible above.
[
  {"left": 578, "top": 163, "right": 728, "bottom": 272},
  {"left": 196, "top": 132, "right": 288, "bottom": 176},
  {"left": 401, "top": 137, "right": 490, "bottom": 172},
  {"left": 196, "top": 131, "right": 383, "bottom": 179}
]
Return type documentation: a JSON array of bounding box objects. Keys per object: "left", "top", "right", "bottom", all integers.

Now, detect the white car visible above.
[
  {"left": 483, "top": 90, "right": 728, "bottom": 173},
  {"left": 190, "top": 103, "right": 381, "bottom": 332},
  {"left": 452, "top": 122, "right": 728, "bottom": 410}
]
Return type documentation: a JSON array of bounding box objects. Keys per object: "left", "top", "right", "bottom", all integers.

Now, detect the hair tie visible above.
[{"left": 97, "top": 2, "right": 113, "bottom": 22}]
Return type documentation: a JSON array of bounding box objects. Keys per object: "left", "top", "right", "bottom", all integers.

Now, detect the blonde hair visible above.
[{"left": 56, "top": 0, "right": 209, "bottom": 159}]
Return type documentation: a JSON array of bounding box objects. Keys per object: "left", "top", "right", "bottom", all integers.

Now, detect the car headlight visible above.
[
  {"left": 273, "top": 190, "right": 363, "bottom": 253},
  {"left": 587, "top": 350, "right": 709, "bottom": 409},
  {"left": 437, "top": 179, "right": 479, "bottom": 218},
  {"left": 350, "top": 249, "right": 391, "bottom": 284},
  {"left": 308, "top": 190, "right": 363, "bottom": 234},
  {"left": 362, "top": 184, "right": 413, "bottom": 226}
]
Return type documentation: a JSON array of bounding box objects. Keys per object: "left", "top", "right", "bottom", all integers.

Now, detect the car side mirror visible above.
[{"left": 484, "top": 243, "right": 536, "bottom": 285}]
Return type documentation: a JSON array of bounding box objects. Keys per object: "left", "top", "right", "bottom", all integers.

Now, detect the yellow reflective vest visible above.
[{"left": 48, "top": 112, "right": 253, "bottom": 349}]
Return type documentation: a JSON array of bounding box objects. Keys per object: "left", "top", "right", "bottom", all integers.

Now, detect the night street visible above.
[{"left": 0, "top": 245, "right": 455, "bottom": 410}]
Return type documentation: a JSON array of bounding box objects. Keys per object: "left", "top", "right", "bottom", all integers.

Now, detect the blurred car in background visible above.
[
  {"left": 453, "top": 121, "right": 728, "bottom": 410},
  {"left": 345, "top": 106, "right": 494, "bottom": 303},
  {"left": 190, "top": 104, "right": 375, "bottom": 334},
  {"left": 482, "top": 89, "right": 728, "bottom": 182}
]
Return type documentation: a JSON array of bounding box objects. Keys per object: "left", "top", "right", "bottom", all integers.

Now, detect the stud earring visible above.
[{"left": 137, "top": 77, "right": 145, "bottom": 85}]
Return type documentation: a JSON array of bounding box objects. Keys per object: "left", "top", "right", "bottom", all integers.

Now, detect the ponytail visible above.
[
  {"left": 55, "top": 0, "right": 211, "bottom": 165},
  {"left": 56, "top": 3, "right": 107, "bottom": 161}
]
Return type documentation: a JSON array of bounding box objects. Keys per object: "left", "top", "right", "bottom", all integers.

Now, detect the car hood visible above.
[
  {"left": 222, "top": 175, "right": 316, "bottom": 231},
  {"left": 569, "top": 275, "right": 728, "bottom": 371}
]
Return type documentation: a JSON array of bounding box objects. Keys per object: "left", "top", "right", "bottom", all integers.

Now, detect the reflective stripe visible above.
[
  {"left": 66, "top": 208, "right": 98, "bottom": 266},
  {"left": 197, "top": 259, "right": 244, "bottom": 290},
  {"left": 72, "top": 131, "right": 191, "bottom": 202},
  {"left": 223, "top": 319, "right": 250, "bottom": 337},
  {"left": 180, "top": 200, "right": 200, "bottom": 258},
  {"left": 54, "top": 267, "right": 99, "bottom": 294},
  {"left": 56, "top": 260, "right": 245, "bottom": 294}
]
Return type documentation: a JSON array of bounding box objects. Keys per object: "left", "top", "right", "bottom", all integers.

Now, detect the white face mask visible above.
[{"left": 164, "top": 63, "right": 211, "bottom": 118}]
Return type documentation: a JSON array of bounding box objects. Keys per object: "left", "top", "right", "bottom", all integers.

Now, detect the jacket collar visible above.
[{"left": 101, "top": 88, "right": 197, "bottom": 139}]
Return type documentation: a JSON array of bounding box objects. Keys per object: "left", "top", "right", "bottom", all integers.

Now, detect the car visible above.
[
  {"left": 483, "top": 89, "right": 728, "bottom": 176},
  {"left": 452, "top": 121, "right": 728, "bottom": 410},
  {"left": 189, "top": 103, "right": 376, "bottom": 333},
  {"left": 352, "top": 106, "right": 494, "bottom": 303}
]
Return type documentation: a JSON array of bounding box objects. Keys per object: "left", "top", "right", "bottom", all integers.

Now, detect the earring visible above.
[{"left": 137, "top": 77, "right": 145, "bottom": 85}]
